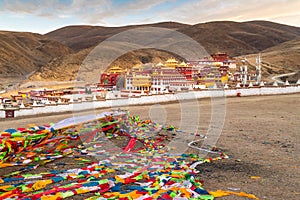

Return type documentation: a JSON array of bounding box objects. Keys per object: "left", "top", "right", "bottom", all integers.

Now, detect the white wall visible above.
[
  {"left": 0, "top": 111, "right": 5, "bottom": 118},
  {"left": 0, "top": 86, "right": 299, "bottom": 118}
]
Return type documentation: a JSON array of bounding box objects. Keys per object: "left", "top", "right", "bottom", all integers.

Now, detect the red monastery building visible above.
[
  {"left": 98, "top": 66, "right": 124, "bottom": 88},
  {"left": 211, "top": 52, "right": 229, "bottom": 62}
]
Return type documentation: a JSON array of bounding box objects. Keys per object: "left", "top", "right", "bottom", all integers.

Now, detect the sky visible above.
[{"left": 0, "top": 0, "right": 299, "bottom": 34}]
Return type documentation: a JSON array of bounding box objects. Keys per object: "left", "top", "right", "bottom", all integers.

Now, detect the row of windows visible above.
[
  {"left": 126, "top": 79, "right": 187, "bottom": 85},
  {"left": 171, "top": 84, "right": 189, "bottom": 86},
  {"left": 126, "top": 85, "right": 189, "bottom": 90}
]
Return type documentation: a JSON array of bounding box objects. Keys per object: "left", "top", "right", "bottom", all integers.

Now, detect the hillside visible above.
[
  {"left": 180, "top": 21, "right": 300, "bottom": 56},
  {"left": 0, "top": 31, "right": 73, "bottom": 77},
  {"left": 262, "top": 37, "right": 300, "bottom": 72},
  {"left": 1, "top": 20, "right": 300, "bottom": 86},
  {"left": 45, "top": 22, "right": 189, "bottom": 51},
  {"left": 27, "top": 20, "right": 299, "bottom": 82},
  {"left": 27, "top": 48, "right": 183, "bottom": 83},
  {"left": 46, "top": 21, "right": 300, "bottom": 56},
  {"left": 242, "top": 37, "right": 300, "bottom": 81}
]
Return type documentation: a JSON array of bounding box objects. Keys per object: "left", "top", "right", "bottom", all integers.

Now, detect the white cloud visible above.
[
  {"left": 0, "top": 0, "right": 299, "bottom": 28},
  {"left": 1, "top": 0, "right": 111, "bottom": 20},
  {"left": 158, "top": 0, "right": 300, "bottom": 26}
]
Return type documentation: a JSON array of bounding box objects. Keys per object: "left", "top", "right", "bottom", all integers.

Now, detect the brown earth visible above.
[
  {"left": 0, "top": 31, "right": 73, "bottom": 77},
  {"left": 0, "top": 31, "right": 73, "bottom": 90},
  {"left": 26, "top": 48, "right": 183, "bottom": 82},
  {"left": 46, "top": 21, "right": 300, "bottom": 56},
  {"left": 0, "top": 94, "right": 299, "bottom": 199},
  {"left": 241, "top": 37, "right": 300, "bottom": 81},
  {"left": 45, "top": 22, "right": 190, "bottom": 51},
  {"left": 287, "top": 71, "right": 300, "bottom": 83}
]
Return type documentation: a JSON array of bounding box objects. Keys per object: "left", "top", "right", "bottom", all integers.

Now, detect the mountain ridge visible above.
[
  {"left": 45, "top": 20, "right": 300, "bottom": 56},
  {"left": 1, "top": 20, "right": 300, "bottom": 88}
]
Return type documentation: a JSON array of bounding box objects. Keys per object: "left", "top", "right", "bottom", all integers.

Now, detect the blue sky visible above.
[{"left": 0, "top": 0, "right": 299, "bottom": 34}]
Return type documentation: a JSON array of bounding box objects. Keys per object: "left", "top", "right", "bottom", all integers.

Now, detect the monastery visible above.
[{"left": 99, "top": 53, "right": 236, "bottom": 91}]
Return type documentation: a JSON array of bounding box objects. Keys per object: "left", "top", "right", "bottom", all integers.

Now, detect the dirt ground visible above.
[{"left": 0, "top": 94, "right": 299, "bottom": 199}]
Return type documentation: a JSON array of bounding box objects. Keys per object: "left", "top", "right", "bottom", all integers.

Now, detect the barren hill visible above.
[
  {"left": 260, "top": 36, "right": 300, "bottom": 72},
  {"left": 27, "top": 48, "right": 183, "bottom": 82},
  {"left": 45, "top": 22, "right": 189, "bottom": 51},
  {"left": 26, "top": 20, "right": 300, "bottom": 82},
  {"left": 46, "top": 21, "right": 300, "bottom": 56},
  {"left": 179, "top": 20, "right": 300, "bottom": 56},
  {"left": 0, "top": 31, "right": 73, "bottom": 77},
  {"left": 2, "top": 20, "right": 300, "bottom": 87},
  {"left": 239, "top": 37, "right": 300, "bottom": 81}
]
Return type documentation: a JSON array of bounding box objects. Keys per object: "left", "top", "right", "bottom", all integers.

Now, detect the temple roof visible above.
[
  {"left": 156, "top": 62, "right": 164, "bottom": 67},
  {"left": 165, "top": 58, "right": 178, "bottom": 64},
  {"left": 108, "top": 66, "right": 123, "bottom": 73},
  {"left": 178, "top": 61, "right": 190, "bottom": 67}
]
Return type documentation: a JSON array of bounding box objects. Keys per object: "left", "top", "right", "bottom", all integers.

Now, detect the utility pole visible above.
[
  {"left": 243, "top": 65, "right": 247, "bottom": 87},
  {"left": 241, "top": 59, "right": 248, "bottom": 87},
  {"left": 256, "top": 53, "right": 262, "bottom": 84}
]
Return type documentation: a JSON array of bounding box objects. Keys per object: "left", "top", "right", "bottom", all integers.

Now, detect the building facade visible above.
[
  {"left": 100, "top": 54, "right": 238, "bottom": 91},
  {"left": 125, "top": 59, "right": 193, "bottom": 92}
]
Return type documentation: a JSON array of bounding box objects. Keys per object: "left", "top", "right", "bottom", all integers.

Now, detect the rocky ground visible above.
[{"left": 0, "top": 94, "right": 299, "bottom": 199}]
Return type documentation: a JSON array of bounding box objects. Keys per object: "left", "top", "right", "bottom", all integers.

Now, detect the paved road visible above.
[{"left": 271, "top": 72, "right": 297, "bottom": 83}]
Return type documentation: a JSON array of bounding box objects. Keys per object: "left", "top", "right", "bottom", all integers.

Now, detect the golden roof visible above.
[
  {"left": 165, "top": 58, "right": 178, "bottom": 68},
  {"left": 132, "top": 64, "right": 142, "bottom": 70},
  {"left": 108, "top": 66, "right": 123, "bottom": 73},
  {"left": 165, "top": 58, "right": 178, "bottom": 64},
  {"left": 156, "top": 62, "right": 164, "bottom": 67},
  {"left": 178, "top": 61, "right": 190, "bottom": 67}
]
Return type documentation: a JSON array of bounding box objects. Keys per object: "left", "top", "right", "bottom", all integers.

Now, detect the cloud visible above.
[
  {"left": 157, "top": 0, "right": 300, "bottom": 26},
  {"left": 0, "top": 0, "right": 171, "bottom": 24},
  {"left": 1, "top": 0, "right": 111, "bottom": 20},
  {"left": 76, "top": 0, "right": 174, "bottom": 24},
  {"left": 0, "top": 0, "right": 299, "bottom": 28}
]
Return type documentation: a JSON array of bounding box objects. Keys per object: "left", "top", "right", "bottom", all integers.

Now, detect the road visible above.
[{"left": 271, "top": 71, "right": 297, "bottom": 83}]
